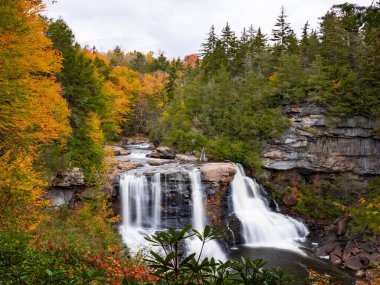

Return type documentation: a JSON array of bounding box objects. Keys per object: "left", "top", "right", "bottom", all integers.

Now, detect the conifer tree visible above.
[{"left": 271, "top": 6, "right": 297, "bottom": 54}]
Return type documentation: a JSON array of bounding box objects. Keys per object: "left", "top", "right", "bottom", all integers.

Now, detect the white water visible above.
[
  {"left": 152, "top": 173, "right": 161, "bottom": 228},
  {"left": 119, "top": 171, "right": 161, "bottom": 252},
  {"left": 187, "top": 168, "right": 227, "bottom": 261},
  {"left": 231, "top": 164, "right": 308, "bottom": 251}
]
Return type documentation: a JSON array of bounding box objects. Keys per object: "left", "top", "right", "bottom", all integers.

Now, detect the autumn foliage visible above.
[{"left": 0, "top": 0, "right": 70, "bottom": 231}]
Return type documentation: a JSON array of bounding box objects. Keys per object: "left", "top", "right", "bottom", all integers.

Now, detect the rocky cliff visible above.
[
  {"left": 262, "top": 103, "right": 380, "bottom": 175},
  {"left": 114, "top": 162, "right": 236, "bottom": 230}
]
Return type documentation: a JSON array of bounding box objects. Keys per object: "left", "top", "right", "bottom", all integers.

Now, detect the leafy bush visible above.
[
  {"left": 206, "top": 137, "right": 262, "bottom": 171},
  {"left": 144, "top": 225, "right": 293, "bottom": 285}
]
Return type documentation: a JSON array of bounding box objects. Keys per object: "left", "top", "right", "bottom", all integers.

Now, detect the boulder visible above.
[
  {"left": 175, "top": 154, "right": 198, "bottom": 162},
  {"left": 330, "top": 254, "right": 342, "bottom": 265},
  {"left": 345, "top": 255, "right": 362, "bottom": 271},
  {"left": 200, "top": 163, "right": 236, "bottom": 186},
  {"left": 148, "top": 160, "right": 165, "bottom": 166},
  {"left": 124, "top": 137, "right": 150, "bottom": 145},
  {"left": 113, "top": 146, "right": 130, "bottom": 156},
  {"left": 148, "top": 146, "right": 176, "bottom": 159},
  {"left": 104, "top": 160, "right": 140, "bottom": 196},
  {"left": 51, "top": 167, "right": 85, "bottom": 188}
]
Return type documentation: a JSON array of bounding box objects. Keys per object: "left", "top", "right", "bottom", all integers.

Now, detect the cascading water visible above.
[
  {"left": 187, "top": 168, "right": 226, "bottom": 261},
  {"left": 231, "top": 164, "right": 309, "bottom": 251},
  {"left": 152, "top": 173, "right": 161, "bottom": 228},
  {"left": 119, "top": 171, "right": 162, "bottom": 251}
]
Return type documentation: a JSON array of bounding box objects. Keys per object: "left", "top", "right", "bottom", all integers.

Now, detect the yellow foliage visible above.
[
  {"left": 83, "top": 49, "right": 110, "bottom": 66},
  {"left": 86, "top": 112, "right": 104, "bottom": 145},
  {"left": 0, "top": 151, "right": 48, "bottom": 231},
  {"left": 146, "top": 51, "right": 154, "bottom": 63},
  {"left": 269, "top": 73, "right": 279, "bottom": 83},
  {"left": 141, "top": 71, "right": 167, "bottom": 95}
]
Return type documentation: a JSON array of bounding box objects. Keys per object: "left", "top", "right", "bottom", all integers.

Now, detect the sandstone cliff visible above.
[{"left": 262, "top": 103, "right": 380, "bottom": 175}]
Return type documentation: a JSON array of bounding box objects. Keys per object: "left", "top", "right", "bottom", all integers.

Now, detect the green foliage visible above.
[
  {"left": 0, "top": 230, "right": 106, "bottom": 284},
  {"left": 144, "top": 225, "right": 293, "bottom": 285},
  {"left": 347, "top": 177, "right": 380, "bottom": 234},
  {"left": 291, "top": 183, "right": 344, "bottom": 220}
]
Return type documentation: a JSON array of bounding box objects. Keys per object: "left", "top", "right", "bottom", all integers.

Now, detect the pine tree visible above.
[{"left": 271, "top": 6, "right": 297, "bottom": 55}]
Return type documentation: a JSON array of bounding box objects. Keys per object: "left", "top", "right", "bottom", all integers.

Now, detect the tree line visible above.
[{"left": 149, "top": 3, "right": 380, "bottom": 169}]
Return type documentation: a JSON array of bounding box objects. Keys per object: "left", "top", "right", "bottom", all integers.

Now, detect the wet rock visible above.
[
  {"left": 175, "top": 154, "right": 198, "bottom": 162},
  {"left": 330, "top": 254, "right": 342, "bottom": 265},
  {"left": 148, "top": 160, "right": 165, "bottom": 166},
  {"left": 226, "top": 213, "right": 245, "bottom": 245},
  {"left": 201, "top": 163, "right": 236, "bottom": 230},
  {"left": 104, "top": 160, "right": 140, "bottom": 197},
  {"left": 149, "top": 146, "right": 176, "bottom": 159},
  {"left": 113, "top": 146, "right": 130, "bottom": 156},
  {"left": 345, "top": 255, "right": 362, "bottom": 271}
]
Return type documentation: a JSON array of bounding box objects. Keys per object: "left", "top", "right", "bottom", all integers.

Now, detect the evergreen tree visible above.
[{"left": 271, "top": 6, "right": 297, "bottom": 54}]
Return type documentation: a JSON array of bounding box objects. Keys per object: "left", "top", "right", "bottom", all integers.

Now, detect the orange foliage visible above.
[
  {"left": 183, "top": 54, "right": 199, "bottom": 68},
  {"left": 84, "top": 249, "right": 158, "bottom": 284},
  {"left": 0, "top": 0, "right": 71, "bottom": 151},
  {"left": 140, "top": 71, "right": 167, "bottom": 95},
  {"left": 83, "top": 49, "right": 110, "bottom": 67},
  {"left": 0, "top": 0, "right": 70, "bottom": 231}
]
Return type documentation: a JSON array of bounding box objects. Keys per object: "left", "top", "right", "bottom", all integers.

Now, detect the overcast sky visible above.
[{"left": 43, "top": 0, "right": 373, "bottom": 59}]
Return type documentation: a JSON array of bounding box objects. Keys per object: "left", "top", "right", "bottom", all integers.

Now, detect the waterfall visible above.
[
  {"left": 231, "top": 164, "right": 309, "bottom": 250},
  {"left": 187, "top": 168, "right": 226, "bottom": 261},
  {"left": 152, "top": 173, "right": 161, "bottom": 228},
  {"left": 119, "top": 171, "right": 162, "bottom": 251}
]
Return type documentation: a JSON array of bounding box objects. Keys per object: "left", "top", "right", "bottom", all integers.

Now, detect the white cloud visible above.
[{"left": 44, "top": 0, "right": 373, "bottom": 58}]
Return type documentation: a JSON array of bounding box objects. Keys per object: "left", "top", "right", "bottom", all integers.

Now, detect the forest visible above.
[{"left": 0, "top": 0, "right": 379, "bottom": 284}]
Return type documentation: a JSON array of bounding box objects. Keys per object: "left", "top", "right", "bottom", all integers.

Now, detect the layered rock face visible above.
[
  {"left": 115, "top": 163, "right": 236, "bottom": 229},
  {"left": 262, "top": 103, "right": 380, "bottom": 175},
  {"left": 200, "top": 163, "right": 236, "bottom": 229},
  {"left": 48, "top": 168, "right": 85, "bottom": 206}
]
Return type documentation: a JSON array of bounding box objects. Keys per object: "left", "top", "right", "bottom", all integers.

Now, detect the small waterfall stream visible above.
[
  {"left": 231, "top": 164, "right": 308, "bottom": 250},
  {"left": 187, "top": 169, "right": 226, "bottom": 261}
]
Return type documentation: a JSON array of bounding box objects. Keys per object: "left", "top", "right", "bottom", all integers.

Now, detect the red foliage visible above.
[{"left": 183, "top": 54, "right": 199, "bottom": 68}]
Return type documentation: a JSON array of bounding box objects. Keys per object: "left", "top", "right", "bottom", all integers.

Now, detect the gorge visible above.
[{"left": 114, "top": 141, "right": 356, "bottom": 284}]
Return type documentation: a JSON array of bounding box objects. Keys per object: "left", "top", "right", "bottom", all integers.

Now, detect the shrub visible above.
[{"left": 144, "top": 225, "right": 293, "bottom": 285}]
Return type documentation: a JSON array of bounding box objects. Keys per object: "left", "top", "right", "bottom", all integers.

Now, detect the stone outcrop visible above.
[
  {"left": 51, "top": 168, "right": 85, "bottom": 188},
  {"left": 262, "top": 103, "right": 380, "bottom": 175},
  {"left": 200, "top": 163, "right": 238, "bottom": 244},
  {"left": 175, "top": 154, "right": 198, "bottom": 162},
  {"left": 113, "top": 163, "right": 237, "bottom": 231},
  {"left": 113, "top": 146, "right": 130, "bottom": 156},
  {"left": 148, "top": 146, "right": 176, "bottom": 159},
  {"left": 48, "top": 168, "right": 85, "bottom": 206},
  {"left": 123, "top": 137, "right": 151, "bottom": 145},
  {"left": 104, "top": 159, "right": 140, "bottom": 197},
  {"left": 147, "top": 159, "right": 165, "bottom": 166},
  {"left": 316, "top": 216, "right": 380, "bottom": 283}
]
